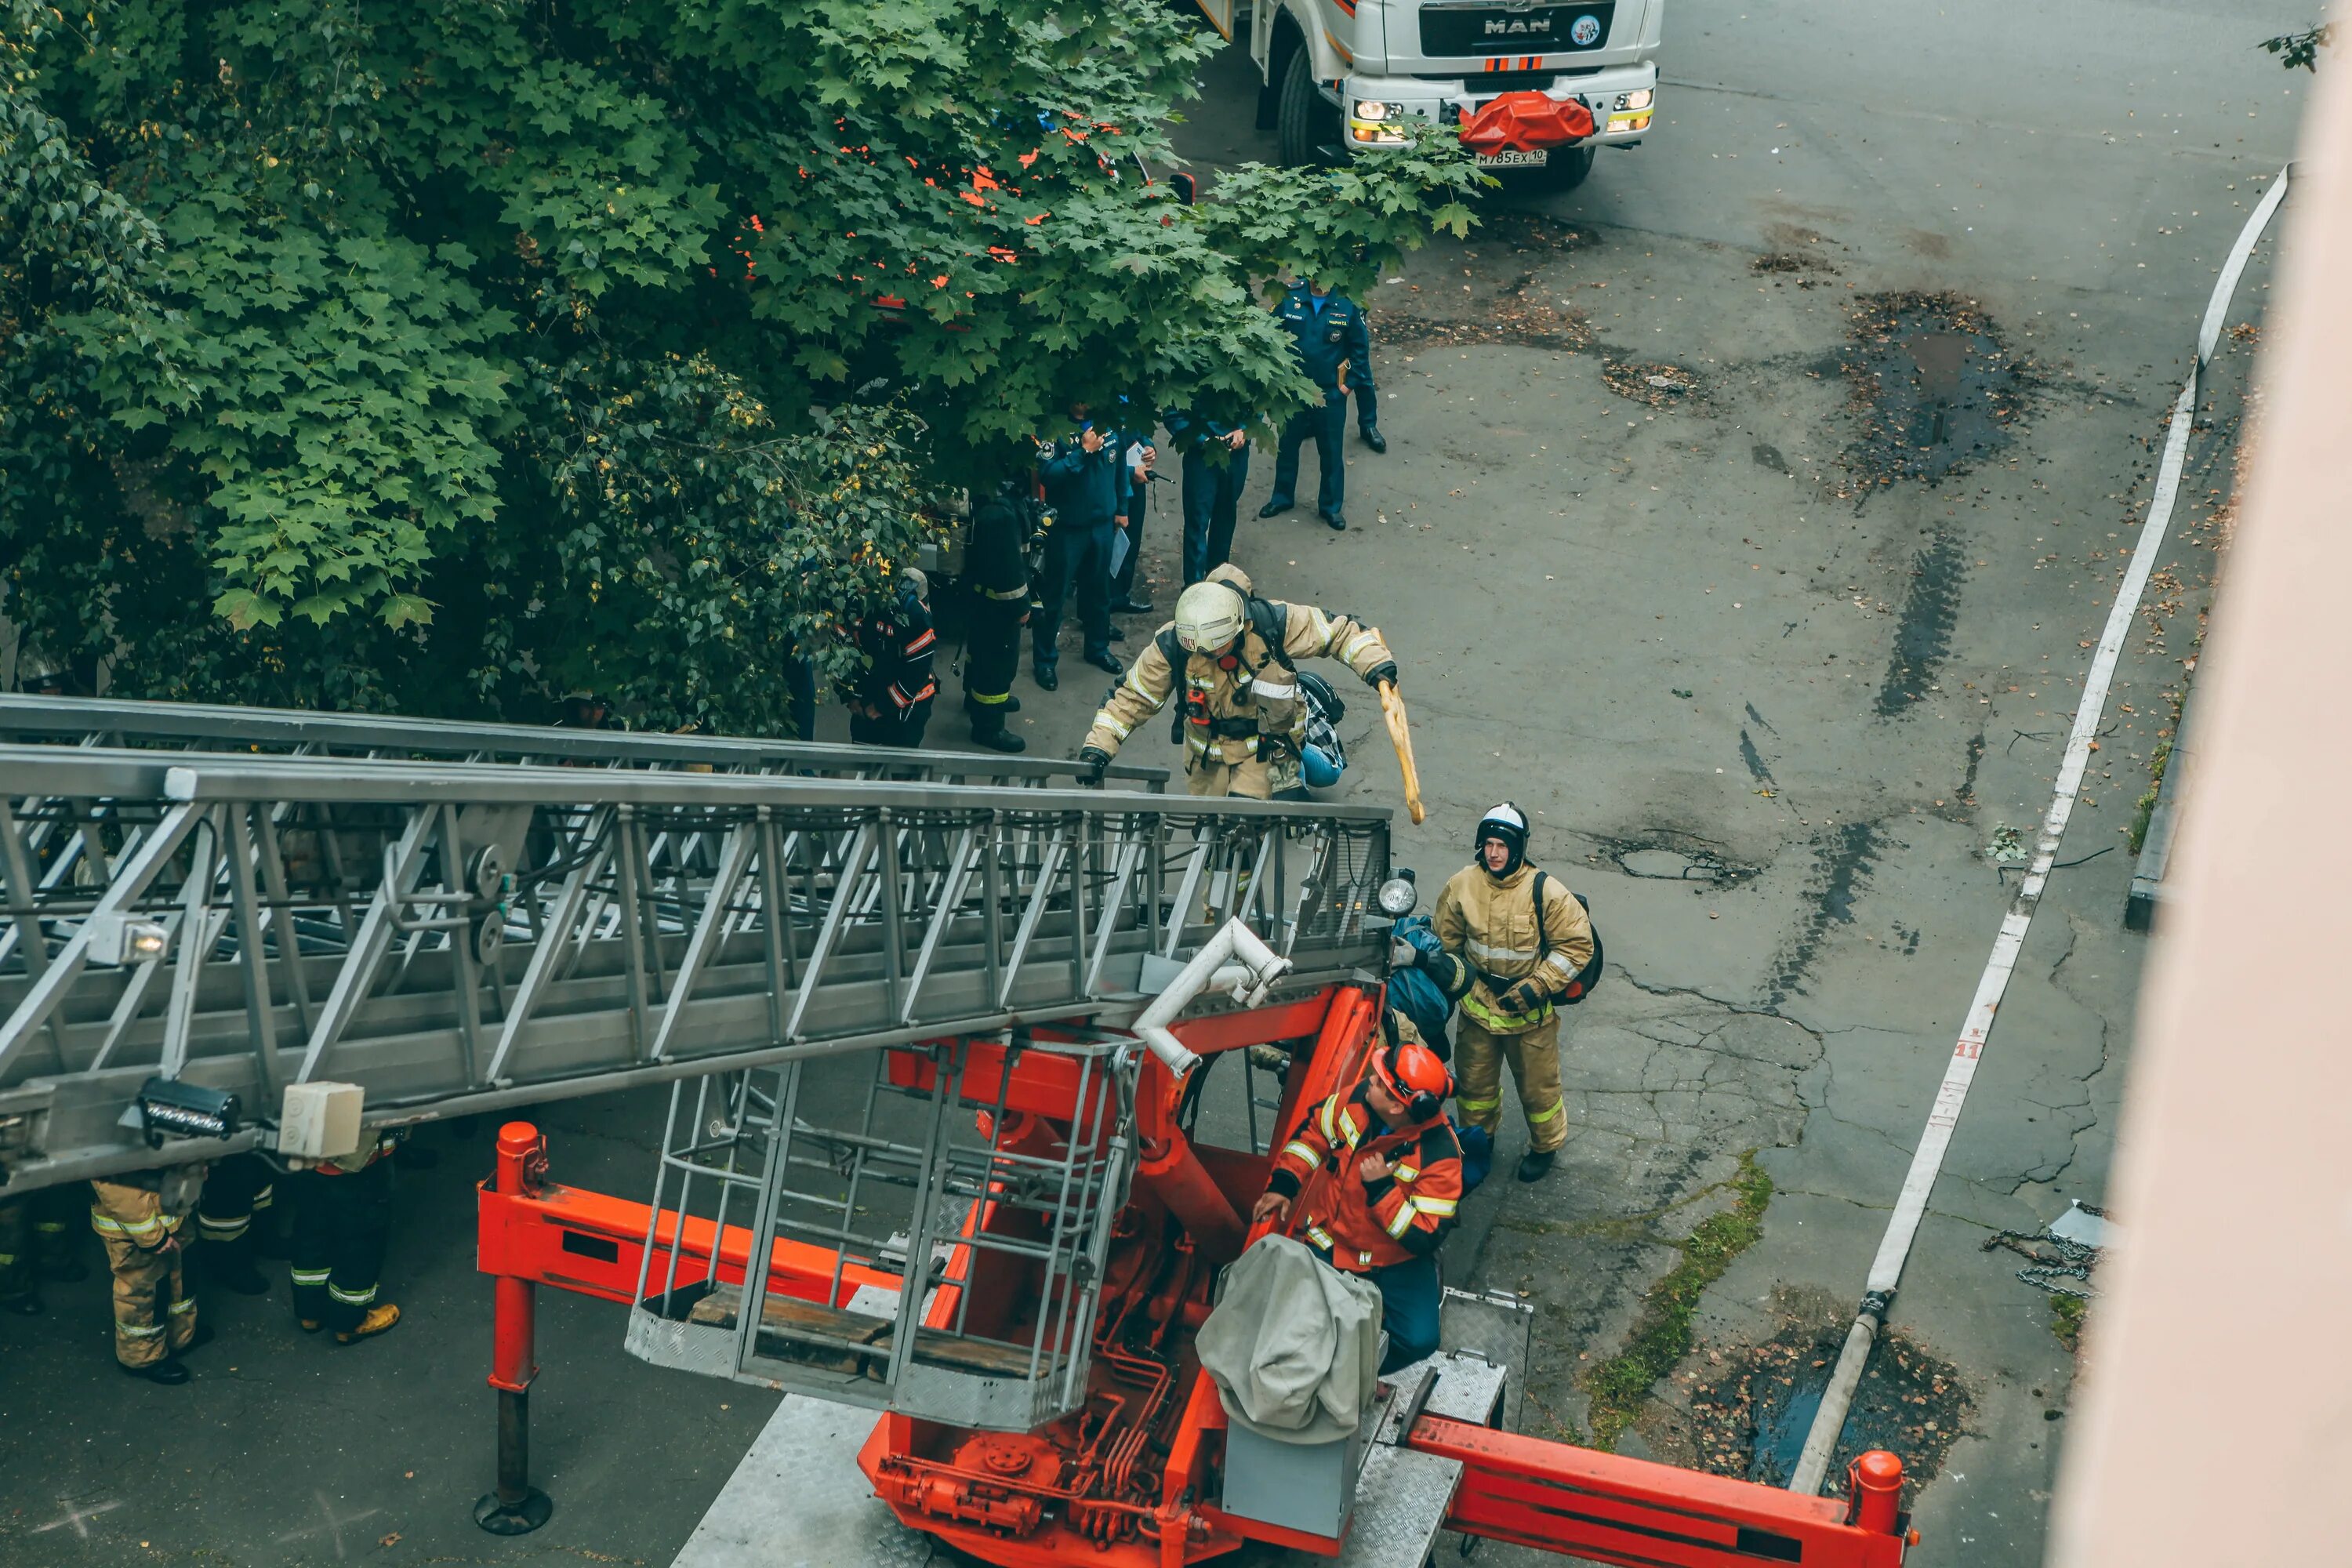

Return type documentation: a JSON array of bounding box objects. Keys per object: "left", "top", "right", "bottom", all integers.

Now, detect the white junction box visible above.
[{"left": 279, "top": 1082, "right": 365, "bottom": 1160}]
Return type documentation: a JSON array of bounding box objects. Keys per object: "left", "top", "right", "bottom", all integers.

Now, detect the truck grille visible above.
[
  {"left": 1419, "top": 3, "right": 1617, "bottom": 58},
  {"left": 1448, "top": 68, "right": 1559, "bottom": 93}
]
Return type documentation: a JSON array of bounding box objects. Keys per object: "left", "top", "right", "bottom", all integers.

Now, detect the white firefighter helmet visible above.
[
  {"left": 1174, "top": 581, "right": 1248, "bottom": 653},
  {"left": 1474, "top": 803, "right": 1530, "bottom": 876}
]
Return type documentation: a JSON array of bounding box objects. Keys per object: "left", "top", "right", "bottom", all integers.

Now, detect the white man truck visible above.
[{"left": 1196, "top": 0, "right": 1661, "bottom": 187}]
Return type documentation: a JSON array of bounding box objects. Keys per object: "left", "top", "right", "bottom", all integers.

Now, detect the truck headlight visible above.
[
  {"left": 1615, "top": 89, "right": 1654, "bottom": 111},
  {"left": 1353, "top": 100, "right": 1392, "bottom": 121}
]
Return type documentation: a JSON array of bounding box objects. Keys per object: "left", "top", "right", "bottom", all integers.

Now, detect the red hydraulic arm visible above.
[{"left": 475, "top": 1120, "right": 898, "bottom": 1308}]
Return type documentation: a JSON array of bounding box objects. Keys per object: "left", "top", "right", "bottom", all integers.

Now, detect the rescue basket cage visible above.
[{"left": 609, "top": 797, "right": 1395, "bottom": 1428}]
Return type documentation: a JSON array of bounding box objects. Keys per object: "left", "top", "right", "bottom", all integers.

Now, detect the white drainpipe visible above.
[{"left": 1131, "top": 918, "right": 1294, "bottom": 1076}]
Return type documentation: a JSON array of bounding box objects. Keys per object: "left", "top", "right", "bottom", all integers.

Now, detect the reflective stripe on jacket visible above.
[
  {"left": 89, "top": 1180, "right": 194, "bottom": 1252},
  {"left": 855, "top": 592, "right": 939, "bottom": 713},
  {"left": 1434, "top": 862, "right": 1595, "bottom": 1035},
  {"left": 1082, "top": 599, "right": 1393, "bottom": 767},
  {"left": 1266, "top": 1087, "right": 1463, "bottom": 1272},
  {"left": 967, "top": 495, "right": 1033, "bottom": 599}
]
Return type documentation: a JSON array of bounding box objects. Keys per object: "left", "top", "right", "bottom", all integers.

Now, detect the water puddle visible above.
[
  {"left": 1589, "top": 829, "right": 1759, "bottom": 886},
  {"left": 1688, "top": 1323, "right": 1973, "bottom": 1494},
  {"left": 1835, "top": 292, "right": 2034, "bottom": 491},
  {"left": 1749, "top": 1365, "right": 1831, "bottom": 1485}
]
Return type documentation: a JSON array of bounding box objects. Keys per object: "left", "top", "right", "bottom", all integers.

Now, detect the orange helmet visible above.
[{"left": 1370, "top": 1040, "right": 1454, "bottom": 1124}]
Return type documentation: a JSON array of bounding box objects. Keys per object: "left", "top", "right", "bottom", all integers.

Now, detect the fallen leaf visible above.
[{"left": 379, "top": 1533, "right": 402, "bottom": 1548}]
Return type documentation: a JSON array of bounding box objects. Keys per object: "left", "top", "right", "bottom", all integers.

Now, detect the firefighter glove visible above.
[
  {"left": 1076, "top": 746, "right": 1112, "bottom": 786},
  {"left": 1499, "top": 978, "right": 1546, "bottom": 1014},
  {"left": 1364, "top": 661, "right": 1399, "bottom": 690}
]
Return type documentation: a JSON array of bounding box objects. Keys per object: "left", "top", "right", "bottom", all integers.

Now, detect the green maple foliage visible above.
[{"left": 2, "top": 0, "right": 1479, "bottom": 731}]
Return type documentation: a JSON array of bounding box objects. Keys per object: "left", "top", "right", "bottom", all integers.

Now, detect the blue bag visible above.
[{"left": 1454, "top": 1122, "right": 1493, "bottom": 1193}]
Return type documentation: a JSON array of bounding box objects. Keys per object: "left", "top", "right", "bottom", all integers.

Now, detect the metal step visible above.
[{"left": 0, "top": 704, "right": 1392, "bottom": 1195}]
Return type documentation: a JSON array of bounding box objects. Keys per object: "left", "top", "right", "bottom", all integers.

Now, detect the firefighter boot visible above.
[
  {"left": 971, "top": 716, "right": 1026, "bottom": 753},
  {"left": 336, "top": 1303, "right": 402, "bottom": 1345}
]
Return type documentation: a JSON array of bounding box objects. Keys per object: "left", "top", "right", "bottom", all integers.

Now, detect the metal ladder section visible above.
[{"left": 0, "top": 705, "right": 1390, "bottom": 1196}]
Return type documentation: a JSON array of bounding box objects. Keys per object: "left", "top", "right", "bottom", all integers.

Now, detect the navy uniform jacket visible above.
[
  {"left": 1040, "top": 431, "right": 1123, "bottom": 528},
  {"left": 1163, "top": 407, "right": 1248, "bottom": 453},
  {"left": 1274, "top": 285, "right": 1375, "bottom": 406}
]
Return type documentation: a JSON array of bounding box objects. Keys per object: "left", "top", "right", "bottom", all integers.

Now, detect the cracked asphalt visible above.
[
  {"left": 0, "top": 2, "right": 2307, "bottom": 1565},
  {"left": 1156, "top": 3, "right": 2298, "bottom": 1561}
]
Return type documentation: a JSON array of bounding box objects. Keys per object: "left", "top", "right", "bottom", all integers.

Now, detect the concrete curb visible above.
[{"left": 2125, "top": 678, "right": 2199, "bottom": 934}]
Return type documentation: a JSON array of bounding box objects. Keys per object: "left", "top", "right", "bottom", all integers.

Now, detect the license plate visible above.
[{"left": 1475, "top": 149, "right": 1549, "bottom": 169}]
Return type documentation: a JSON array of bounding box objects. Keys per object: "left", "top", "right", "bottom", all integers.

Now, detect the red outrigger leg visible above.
[{"left": 1411, "top": 1417, "right": 1911, "bottom": 1568}]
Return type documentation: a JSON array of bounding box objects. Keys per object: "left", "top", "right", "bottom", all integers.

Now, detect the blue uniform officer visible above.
[
  {"left": 1259, "top": 281, "right": 1385, "bottom": 532},
  {"left": 1164, "top": 407, "right": 1250, "bottom": 585},
  {"left": 1034, "top": 419, "right": 1126, "bottom": 689}
]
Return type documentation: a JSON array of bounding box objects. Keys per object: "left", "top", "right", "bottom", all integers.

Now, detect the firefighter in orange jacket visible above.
[{"left": 1251, "top": 1025, "right": 1461, "bottom": 1371}]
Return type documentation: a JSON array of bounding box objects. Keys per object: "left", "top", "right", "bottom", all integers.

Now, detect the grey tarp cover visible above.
[{"left": 1195, "top": 1234, "right": 1382, "bottom": 1444}]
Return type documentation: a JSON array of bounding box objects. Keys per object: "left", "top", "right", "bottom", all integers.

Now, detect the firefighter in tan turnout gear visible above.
[
  {"left": 89, "top": 1167, "right": 206, "bottom": 1384},
  {"left": 1076, "top": 564, "right": 1398, "bottom": 797},
  {"left": 1433, "top": 804, "right": 1595, "bottom": 1184}
]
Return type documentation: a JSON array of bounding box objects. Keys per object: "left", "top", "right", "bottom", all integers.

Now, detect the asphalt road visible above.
[{"left": 0, "top": 3, "right": 2308, "bottom": 1565}]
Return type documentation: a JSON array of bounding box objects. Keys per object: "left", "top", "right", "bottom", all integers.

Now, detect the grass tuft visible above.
[
  {"left": 2125, "top": 736, "right": 2174, "bottom": 855},
  {"left": 2049, "top": 1293, "right": 2088, "bottom": 1348},
  {"left": 1584, "top": 1151, "right": 1773, "bottom": 1451}
]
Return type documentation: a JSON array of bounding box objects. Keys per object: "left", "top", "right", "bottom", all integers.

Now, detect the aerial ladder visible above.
[{"left": 0, "top": 695, "right": 1912, "bottom": 1568}]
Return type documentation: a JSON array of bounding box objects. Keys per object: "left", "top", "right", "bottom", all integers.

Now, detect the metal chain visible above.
[{"left": 1981, "top": 1218, "right": 2102, "bottom": 1299}]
